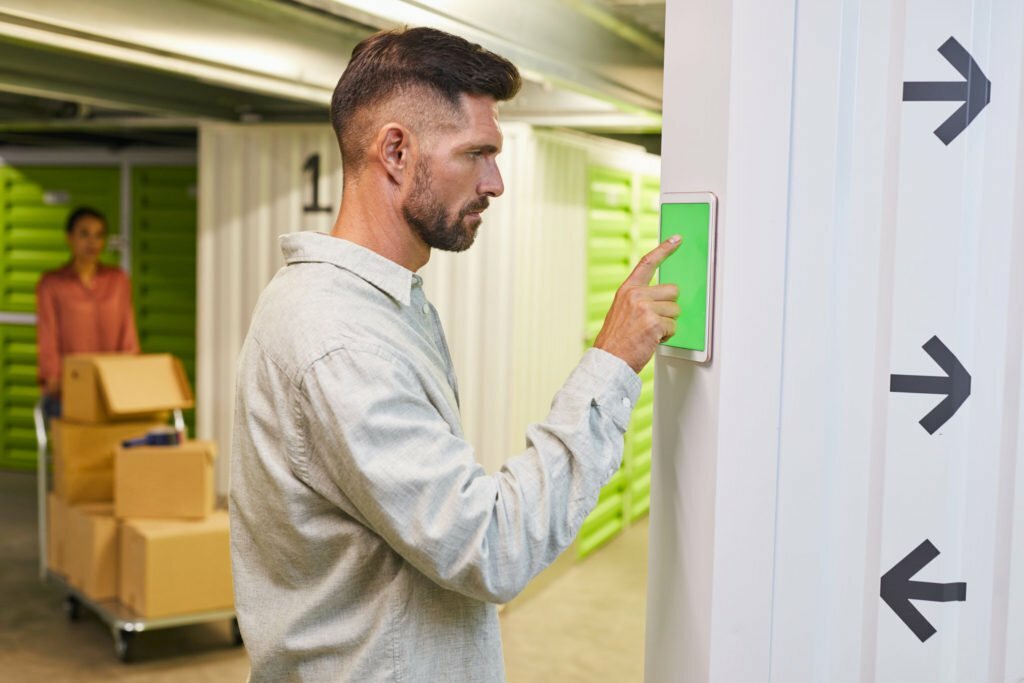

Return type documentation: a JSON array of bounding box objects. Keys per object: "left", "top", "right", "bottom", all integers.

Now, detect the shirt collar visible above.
[{"left": 279, "top": 232, "right": 417, "bottom": 306}]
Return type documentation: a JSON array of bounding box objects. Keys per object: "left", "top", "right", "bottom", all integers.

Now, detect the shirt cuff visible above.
[{"left": 578, "top": 348, "right": 642, "bottom": 433}]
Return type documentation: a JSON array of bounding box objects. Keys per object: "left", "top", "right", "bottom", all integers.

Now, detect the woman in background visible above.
[{"left": 36, "top": 207, "right": 139, "bottom": 419}]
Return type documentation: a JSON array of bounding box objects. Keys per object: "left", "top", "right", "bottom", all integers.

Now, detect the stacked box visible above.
[
  {"left": 114, "top": 441, "right": 217, "bottom": 519},
  {"left": 51, "top": 420, "right": 166, "bottom": 504},
  {"left": 46, "top": 353, "right": 230, "bottom": 619},
  {"left": 65, "top": 504, "right": 118, "bottom": 601},
  {"left": 119, "top": 511, "right": 233, "bottom": 618}
]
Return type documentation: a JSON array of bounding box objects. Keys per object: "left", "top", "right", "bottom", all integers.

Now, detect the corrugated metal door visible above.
[
  {"left": 577, "top": 167, "right": 659, "bottom": 558},
  {"left": 132, "top": 166, "right": 198, "bottom": 434},
  {"left": 0, "top": 166, "right": 121, "bottom": 311},
  {"left": 0, "top": 324, "right": 40, "bottom": 470},
  {"left": 197, "top": 123, "right": 344, "bottom": 493},
  {"left": 0, "top": 166, "right": 120, "bottom": 470}
]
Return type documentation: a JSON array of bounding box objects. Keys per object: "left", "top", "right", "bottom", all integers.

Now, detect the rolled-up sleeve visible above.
[{"left": 297, "top": 346, "right": 641, "bottom": 604}]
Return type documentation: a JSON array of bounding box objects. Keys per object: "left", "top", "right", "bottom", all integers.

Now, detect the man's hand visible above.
[
  {"left": 44, "top": 376, "right": 60, "bottom": 397},
  {"left": 594, "top": 236, "right": 682, "bottom": 373}
]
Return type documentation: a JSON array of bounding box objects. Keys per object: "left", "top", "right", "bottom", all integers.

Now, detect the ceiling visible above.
[{"left": 0, "top": 0, "right": 666, "bottom": 147}]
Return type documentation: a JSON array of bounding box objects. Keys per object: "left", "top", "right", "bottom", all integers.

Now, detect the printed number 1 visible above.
[{"left": 303, "top": 153, "right": 332, "bottom": 214}]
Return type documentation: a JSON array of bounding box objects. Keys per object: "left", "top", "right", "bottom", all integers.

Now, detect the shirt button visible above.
[
  {"left": 422, "top": 303, "right": 430, "bottom": 315},
  {"left": 621, "top": 397, "right": 631, "bottom": 409}
]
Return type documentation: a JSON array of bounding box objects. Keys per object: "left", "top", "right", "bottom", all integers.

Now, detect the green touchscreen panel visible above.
[{"left": 659, "top": 202, "right": 711, "bottom": 351}]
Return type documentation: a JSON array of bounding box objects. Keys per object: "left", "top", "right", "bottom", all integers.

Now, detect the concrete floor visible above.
[{"left": 0, "top": 471, "right": 648, "bottom": 681}]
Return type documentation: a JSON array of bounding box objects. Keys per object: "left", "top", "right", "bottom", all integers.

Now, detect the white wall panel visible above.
[
  {"left": 651, "top": 0, "right": 1024, "bottom": 681},
  {"left": 197, "top": 124, "right": 341, "bottom": 494}
]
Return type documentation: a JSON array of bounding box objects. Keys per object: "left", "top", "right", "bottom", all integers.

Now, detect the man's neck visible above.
[{"left": 330, "top": 184, "right": 430, "bottom": 272}]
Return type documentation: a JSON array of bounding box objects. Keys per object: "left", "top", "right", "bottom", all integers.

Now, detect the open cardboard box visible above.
[
  {"left": 52, "top": 419, "right": 166, "bottom": 504},
  {"left": 62, "top": 354, "right": 193, "bottom": 424}
]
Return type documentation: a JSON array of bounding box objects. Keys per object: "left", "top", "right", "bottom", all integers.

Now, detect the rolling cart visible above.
[{"left": 34, "top": 399, "right": 242, "bottom": 662}]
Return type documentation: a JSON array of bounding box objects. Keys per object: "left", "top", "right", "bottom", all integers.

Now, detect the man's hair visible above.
[
  {"left": 65, "top": 207, "right": 107, "bottom": 235},
  {"left": 330, "top": 27, "right": 522, "bottom": 173}
]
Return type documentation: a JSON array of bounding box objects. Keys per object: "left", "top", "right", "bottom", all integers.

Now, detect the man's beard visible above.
[{"left": 402, "top": 160, "right": 488, "bottom": 253}]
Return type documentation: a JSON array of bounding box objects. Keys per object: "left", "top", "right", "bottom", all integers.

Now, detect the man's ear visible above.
[{"left": 375, "top": 123, "right": 413, "bottom": 185}]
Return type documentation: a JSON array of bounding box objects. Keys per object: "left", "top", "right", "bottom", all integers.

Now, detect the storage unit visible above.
[{"left": 0, "top": 154, "right": 197, "bottom": 469}]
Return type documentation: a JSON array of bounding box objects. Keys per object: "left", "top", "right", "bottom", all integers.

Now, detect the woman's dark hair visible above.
[
  {"left": 65, "top": 207, "right": 107, "bottom": 235},
  {"left": 330, "top": 27, "right": 522, "bottom": 171}
]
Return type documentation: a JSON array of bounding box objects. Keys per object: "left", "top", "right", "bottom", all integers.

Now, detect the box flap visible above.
[{"left": 92, "top": 354, "right": 194, "bottom": 415}]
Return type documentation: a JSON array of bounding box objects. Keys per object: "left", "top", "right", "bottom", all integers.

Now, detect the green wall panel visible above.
[
  {"left": 0, "top": 325, "right": 41, "bottom": 470},
  {"left": 132, "top": 166, "right": 198, "bottom": 436},
  {"left": 0, "top": 166, "right": 121, "bottom": 312},
  {"left": 578, "top": 168, "right": 660, "bottom": 559},
  {"left": 0, "top": 163, "right": 198, "bottom": 469}
]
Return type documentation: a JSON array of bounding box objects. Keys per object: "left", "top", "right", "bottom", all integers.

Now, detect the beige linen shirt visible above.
[{"left": 230, "top": 231, "right": 640, "bottom": 682}]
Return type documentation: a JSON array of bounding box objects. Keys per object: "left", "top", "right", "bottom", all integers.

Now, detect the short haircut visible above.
[
  {"left": 65, "top": 207, "right": 107, "bottom": 234},
  {"left": 330, "top": 27, "right": 522, "bottom": 173}
]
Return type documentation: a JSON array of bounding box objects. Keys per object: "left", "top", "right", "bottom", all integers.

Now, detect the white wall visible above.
[
  {"left": 648, "top": 0, "right": 1024, "bottom": 681},
  {"left": 197, "top": 124, "right": 342, "bottom": 492}
]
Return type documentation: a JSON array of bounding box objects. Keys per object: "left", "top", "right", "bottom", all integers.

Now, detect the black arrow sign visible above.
[
  {"left": 890, "top": 336, "right": 971, "bottom": 434},
  {"left": 903, "top": 36, "right": 991, "bottom": 145},
  {"left": 880, "top": 539, "right": 966, "bottom": 642}
]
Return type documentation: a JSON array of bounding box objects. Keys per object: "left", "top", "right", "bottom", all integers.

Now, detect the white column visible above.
[{"left": 648, "top": 1, "right": 1024, "bottom": 681}]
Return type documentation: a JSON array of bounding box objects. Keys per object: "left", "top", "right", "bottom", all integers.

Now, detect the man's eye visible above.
[{"left": 467, "top": 150, "right": 482, "bottom": 158}]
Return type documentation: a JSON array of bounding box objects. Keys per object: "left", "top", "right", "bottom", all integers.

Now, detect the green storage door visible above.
[
  {"left": 0, "top": 166, "right": 121, "bottom": 312},
  {"left": 131, "top": 166, "right": 198, "bottom": 436},
  {"left": 578, "top": 167, "right": 633, "bottom": 558},
  {"left": 0, "top": 166, "right": 121, "bottom": 470},
  {"left": 577, "top": 168, "right": 659, "bottom": 559},
  {"left": 626, "top": 177, "right": 661, "bottom": 522},
  {"left": 0, "top": 325, "right": 42, "bottom": 470}
]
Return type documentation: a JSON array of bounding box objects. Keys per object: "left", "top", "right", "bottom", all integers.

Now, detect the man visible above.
[{"left": 231, "top": 26, "right": 681, "bottom": 682}]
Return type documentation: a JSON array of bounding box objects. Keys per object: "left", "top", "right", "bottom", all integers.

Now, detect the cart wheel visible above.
[
  {"left": 114, "top": 628, "right": 135, "bottom": 663},
  {"left": 231, "top": 618, "right": 244, "bottom": 647},
  {"left": 63, "top": 595, "right": 81, "bottom": 622}
]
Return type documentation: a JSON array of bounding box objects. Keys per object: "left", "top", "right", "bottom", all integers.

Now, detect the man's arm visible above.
[
  {"left": 300, "top": 344, "right": 638, "bottom": 604},
  {"left": 299, "top": 238, "right": 681, "bottom": 604}
]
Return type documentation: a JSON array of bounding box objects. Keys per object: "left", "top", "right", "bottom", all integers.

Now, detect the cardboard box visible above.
[
  {"left": 65, "top": 503, "right": 119, "bottom": 601},
  {"left": 52, "top": 419, "right": 166, "bottom": 504},
  {"left": 62, "top": 353, "right": 193, "bottom": 424},
  {"left": 119, "top": 511, "right": 233, "bottom": 618},
  {"left": 114, "top": 441, "right": 216, "bottom": 520},
  {"left": 47, "top": 493, "right": 68, "bottom": 576}
]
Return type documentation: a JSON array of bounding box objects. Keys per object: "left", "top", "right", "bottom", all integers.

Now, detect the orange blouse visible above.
[{"left": 35, "top": 263, "right": 140, "bottom": 389}]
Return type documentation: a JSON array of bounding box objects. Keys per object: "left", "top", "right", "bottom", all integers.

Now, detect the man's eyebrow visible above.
[{"left": 465, "top": 144, "right": 501, "bottom": 154}]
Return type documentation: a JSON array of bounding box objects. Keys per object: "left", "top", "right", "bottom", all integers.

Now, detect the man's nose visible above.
[{"left": 479, "top": 161, "right": 504, "bottom": 198}]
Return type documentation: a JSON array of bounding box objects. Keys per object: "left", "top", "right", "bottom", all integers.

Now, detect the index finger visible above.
[{"left": 625, "top": 235, "right": 682, "bottom": 286}]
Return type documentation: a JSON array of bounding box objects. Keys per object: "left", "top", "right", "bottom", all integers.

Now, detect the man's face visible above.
[
  {"left": 67, "top": 215, "right": 107, "bottom": 263},
  {"left": 402, "top": 94, "right": 504, "bottom": 252}
]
